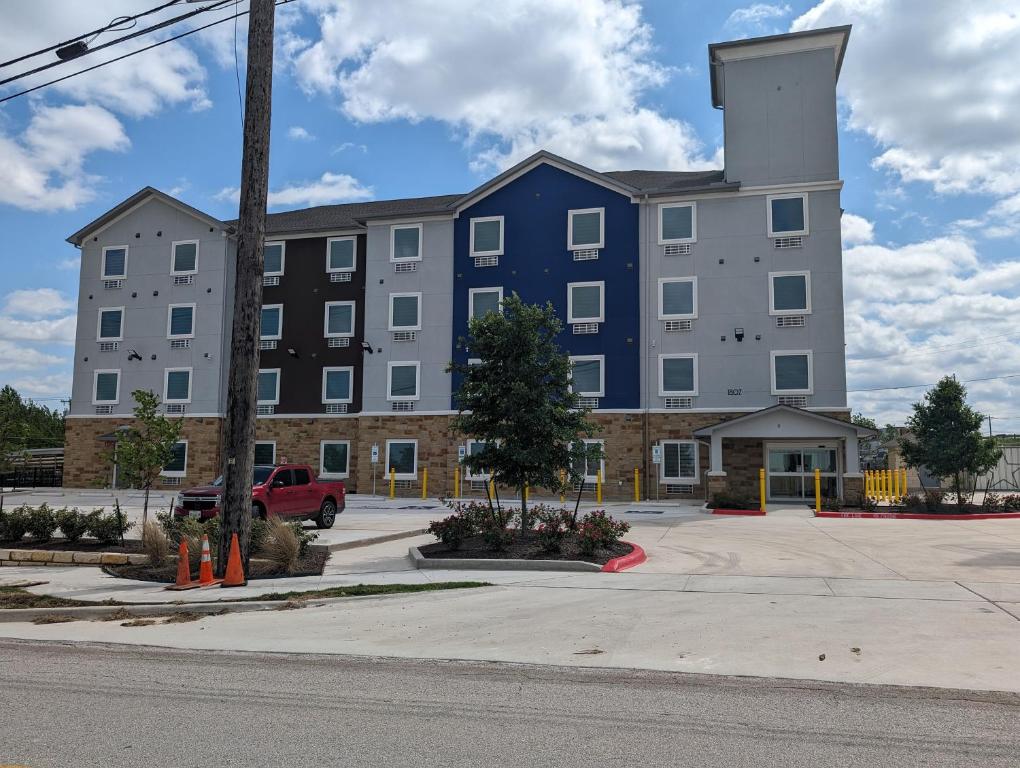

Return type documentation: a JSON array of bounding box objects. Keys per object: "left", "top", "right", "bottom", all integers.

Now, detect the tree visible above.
[
  {"left": 0, "top": 385, "right": 64, "bottom": 469},
  {"left": 112, "top": 390, "right": 183, "bottom": 525},
  {"left": 851, "top": 412, "right": 877, "bottom": 431},
  {"left": 449, "top": 293, "right": 600, "bottom": 529},
  {"left": 900, "top": 376, "right": 1002, "bottom": 507}
]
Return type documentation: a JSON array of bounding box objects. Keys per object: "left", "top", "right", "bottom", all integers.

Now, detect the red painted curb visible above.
[
  {"left": 602, "top": 541, "right": 646, "bottom": 572},
  {"left": 814, "top": 511, "right": 1020, "bottom": 520},
  {"left": 711, "top": 508, "right": 767, "bottom": 516}
]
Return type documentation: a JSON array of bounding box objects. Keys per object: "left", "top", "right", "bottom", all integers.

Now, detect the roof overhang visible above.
[
  {"left": 67, "top": 187, "right": 227, "bottom": 246},
  {"left": 693, "top": 405, "right": 877, "bottom": 439}
]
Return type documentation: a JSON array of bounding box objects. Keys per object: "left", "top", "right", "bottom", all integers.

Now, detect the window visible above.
[
  {"left": 660, "top": 440, "right": 698, "bottom": 483},
  {"left": 570, "top": 439, "right": 605, "bottom": 483},
  {"left": 387, "top": 362, "right": 420, "bottom": 401},
  {"left": 167, "top": 303, "right": 195, "bottom": 339},
  {"left": 93, "top": 369, "right": 120, "bottom": 404},
  {"left": 162, "top": 441, "right": 188, "bottom": 478},
  {"left": 567, "top": 282, "right": 604, "bottom": 324},
  {"left": 97, "top": 307, "right": 124, "bottom": 341},
  {"left": 322, "top": 367, "right": 353, "bottom": 404},
  {"left": 389, "top": 293, "right": 421, "bottom": 331},
  {"left": 391, "top": 224, "right": 422, "bottom": 262},
  {"left": 101, "top": 246, "right": 128, "bottom": 279},
  {"left": 659, "top": 354, "right": 698, "bottom": 396},
  {"left": 320, "top": 440, "right": 350, "bottom": 478},
  {"left": 257, "top": 368, "right": 280, "bottom": 404},
  {"left": 171, "top": 240, "right": 199, "bottom": 274},
  {"left": 324, "top": 301, "right": 355, "bottom": 338},
  {"left": 326, "top": 237, "right": 356, "bottom": 272},
  {"left": 468, "top": 287, "right": 502, "bottom": 319},
  {"left": 470, "top": 216, "right": 503, "bottom": 256},
  {"left": 771, "top": 351, "right": 813, "bottom": 394},
  {"left": 658, "top": 278, "right": 697, "bottom": 320},
  {"left": 658, "top": 203, "right": 696, "bottom": 244},
  {"left": 164, "top": 368, "right": 192, "bottom": 403},
  {"left": 261, "top": 304, "right": 283, "bottom": 340},
  {"left": 254, "top": 441, "right": 276, "bottom": 465},
  {"left": 767, "top": 194, "right": 809, "bottom": 237},
  {"left": 263, "top": 242, "right": 285, "bottom": 276},
  {"left": 385, "top": 439, "right": 418, "bottom": 479},
  {"left": 569, "top": 355, "right": 604, "bottom": 397},
  {"left": 292, "top": 467, "right": 311, "bottom": 485},
  {"left": 464, "top": 439, "right": 492, "bottom": 480},
  {"left": 769, "top": 271, "right": 811, "bottom": 315},
  {"left": 567, "top": 208, "right": 604, "bottom": 250}
]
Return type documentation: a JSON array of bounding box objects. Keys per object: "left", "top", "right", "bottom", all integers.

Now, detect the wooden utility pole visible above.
[{"left": 217, "top": 0, "right": 276, "bottom": 581}]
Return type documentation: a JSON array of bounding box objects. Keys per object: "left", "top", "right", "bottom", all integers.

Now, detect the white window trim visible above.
[
  {"left": 385, "top": 439, "right": 418, "bottom": 480},
  {"left": 263, "top": 241, "right": 286, "bottom": 276},
  {"left": 387, "top": 361, "right": 421, "bottom": 401},
  {"left": 658, "top": 353, "right": 699, "bottom": 396},
  {"left": 766, "top": 193, "right": 810, "bottom": 237},
  {"left": 388, "top": 292, "right": 422, "bottom": 331},
  {"left": 569, "top": 354, "right": 605, "bottom": 398},
  {"left": 390, "top": 223, "right": 423, "bottom": 262},
  {"left": 257, "top": 368, "right": 281, "bottom": 405},
  {"left": 770, "top": 350, "right": 814, "bottom": 395},
  {"left": 469, "top": 215, "right": 504, "bottom": 257},
  {"left": 768, "top": 271, "right": 812, "bottom": 316},
  {"left": 326, "top": 236, "right": 357, "bottom": 273},
  {"left": 464, "top": 439, "right": 492, "bottom": 481},
  {"left": 161, "top": 440, "right": 188, "bottom": 478},
  {"left": 170, "top": 239, "right": 199, "bottom": 275},
  {"left": 468, "top": 286, "right": 503, "bottom": 320},
  {"left": 96, "top": 306, "right": 124, "bottom": 342},
  {"left": 166, "top": 303, "right": 196, "bottom": 339},
  {"left": 567, "top": 207, "right": 605, "bottom": 250},
  {"left": 571, "top": 438, "right": 606, "bottom": 483},
  {"left": 657, "top": 277, "right": 698, "bottom": 320},
  {"left": 254, "top": 440, "right": 277, "bottom": 465},
  {"left": 163, "top": 367, "right": 193, "bottom": 404},
  {"left": 323, "top": 301, "right": 356, "bottom": 338},
  {"left": 657, "top": 202, "right": 697, "bottom": 244},
  {"left": 659, "top": 440, "right": 699, "bottom": 484},
  {"left": 321, "top": 366, "right": 354, "bottom": 404},
  {"left": 260, "top": 304, "right": 283, "bottom": 340},
  {"left": 101, "top": 245, "right": 128, "bottom": 279},
  {"left": 92, "top": 369, "right": 121, "bottom": 405},
  {"left": 319, "top": 440, "right": 351, "bottom": 479},
  {"left": 567, "top": 281, "right": 605, "bottom": 324}
]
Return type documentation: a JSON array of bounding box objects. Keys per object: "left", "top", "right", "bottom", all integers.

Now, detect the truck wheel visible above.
[
  {"left": 316, "top": 499, "right": 337, "bottom": 529},
  {"left": 252, "top": 503, "right": 266, "bottom": 521}
]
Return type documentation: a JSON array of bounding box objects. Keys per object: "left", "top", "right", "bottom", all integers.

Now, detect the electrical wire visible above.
[
  {"left": 848, "top": 372, "right": 1020, "bottom": 393},
  {"left": 848, "top": 332, "right": 1020, "bottom": 364}
]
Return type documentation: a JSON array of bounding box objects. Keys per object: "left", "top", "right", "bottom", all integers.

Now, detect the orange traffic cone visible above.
[
  {"left": 198, "top": 534, "right": 221, "bottom": 586},
  {"left": 166, "top": 539, "right": 195, "bottom": 591},
  {"left": 221, "top": 532, "right": 246, "bottom": 587}
]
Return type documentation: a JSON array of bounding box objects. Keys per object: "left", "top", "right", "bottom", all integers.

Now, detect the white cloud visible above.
[
  {"left": 3, "top": 289, "right": 73, "bottom": 318},
  {"left": 0, "top": 341, "right": 64, "bottom": 372},
  {"left": 840, "top": 213, "right": 874, "bottom": 247},
  {"left": 287, "top": 126, "right": 314, "bottom": 141},
  {"left": 726, "top": 4, "right": 792, "bottom": 31},
  {"left": 0, "top": 315, "right": 77, "bottom": 344},
  {"left": 6, "top": 372, "right": 72, "bottom": 401},
  {"left": 216, "top": 172, "right": 374, "bottom": 208}
]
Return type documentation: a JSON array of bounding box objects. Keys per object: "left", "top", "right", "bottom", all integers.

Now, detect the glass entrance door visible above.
[{"left": 767, "top": 445, "right": 839, "bottom": 500}]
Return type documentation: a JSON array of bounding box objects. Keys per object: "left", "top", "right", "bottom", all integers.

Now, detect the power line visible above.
[
  {"left": 849, "top": 372, "right": 1020, "bottom": 393},
  {"left": 847, "top": 332, "right": 1020, "bottom": 363}
]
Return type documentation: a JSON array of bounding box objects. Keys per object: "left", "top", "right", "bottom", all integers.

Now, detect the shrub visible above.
[
  {"left": 263, "top": 516, "right": 301, "bottom": 573},
  {"left": 533, "top": 506, "right": 573, "bottom": 553},
  {"left": 576, "top": 510, "right": 630, "bottom": 557},
  {"left": 250, "top": 516, "right": 269, "bottom": 554},
  {"left": 56, "top": 508, "right": 90, "bottom": 543},
  {"left": 981, "top": 493, "right": 1003, "bottom": 513},
  {"left": 901, "top": 493, "right": 924, "bottom": 512},
  {"left": 86, "top": 508, "right": 134, "bottom": 545},
  {"left": 922, "top": 489, "right": 945, "bottom": 512},
  {"left": 0, "top": 506, "right": 31, "bottom": 542},
  {"left": 821, "top": 496, "right": 842, "bottom": 512},
  {"left": 708, "top": 493, "right": 756, "bottom": 510},
  {"left": 1002, "top": 494, "right": 1020, "bottom": 512},
  {"left": 427, "top": 513, "right": 476, "bottom": 551},
  {"left": 141, "top": 520, "right": 170, "bottom": 566},
  {"left": 288, "top": 521, "right": 318, "bottom": 557},
  {"left": 25, "top": 504, "right": 58, "bottom": 542}
]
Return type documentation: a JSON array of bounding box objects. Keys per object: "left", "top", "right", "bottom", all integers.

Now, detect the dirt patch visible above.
[
  {"left": 121, "top": 618, "right": 157, "bottom": 627},
  {"left": 0, "top": 537, "right": 143, "bottom": 553},
  {"left": 32, "top": 614, "right": 79, "bottom": 625},
  {"left": 418, "top": 531, "right": 631, "bottom": 566},
  {"left": 102, "top": 545, "right": 330, "bottom": 583},
  {"left": 0, "top": 586, "right": 112, "bottom": 610}
]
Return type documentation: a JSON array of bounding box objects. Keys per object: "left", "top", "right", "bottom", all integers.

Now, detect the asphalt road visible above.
[{"left": 1, "top": 640, "right": 1018, "bottom": 767}]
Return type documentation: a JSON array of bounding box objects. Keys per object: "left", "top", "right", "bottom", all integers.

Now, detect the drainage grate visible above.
[{"left": 625, "top": 510, "right": 665, "bottom": 515}]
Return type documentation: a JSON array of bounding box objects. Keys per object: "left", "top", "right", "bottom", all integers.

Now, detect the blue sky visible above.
[{"left": 1, "top": 0, "right": 1019, "bottom": 431}]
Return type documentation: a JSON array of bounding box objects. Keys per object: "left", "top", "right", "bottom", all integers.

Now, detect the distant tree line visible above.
[{"left": 0, "top": 385, "right": 65, "bottom": 465}]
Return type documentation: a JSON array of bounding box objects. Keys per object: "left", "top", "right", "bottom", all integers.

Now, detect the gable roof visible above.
[
  {"left": 692, "top": 404, "right": 877, "bottom": 437},
  {"left": 66, "top": 187, "right": 226, "bottom": 246},
  {"left": 604, "top": 169, "right": 735, "bottom": 197}
]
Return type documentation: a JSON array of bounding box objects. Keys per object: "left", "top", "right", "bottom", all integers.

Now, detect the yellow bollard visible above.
[
  {"left": 454, "top": 466, "right": 460, "bottom": 499},
  {"left": 901, "top": 467, "right": 908, "bottom": 499},
  {"left": 866, "top": 470, "right": 873, "bottom": 499},
  {"left": 559, "top": 470, "right": 565, "bottom": 504},
  {"left": 814, "top": 467, "right": 821, "bottom": 514},
  {"left": 884, "top": 470, "right": 891, "bottom": 504},
  {"left": 389, "top": 468, "right": 395, "bottom": 499},
  {"left": 892, "top": 466, "right": 900, "bottom": 503},
  {"left": 595, "top": 470, "right": 603, "bottom": 504},
  {"left": 633, "top": 468, "right": 640, "bottom": 502},
  {"left": 422, "top": 467, "right": 428, "bottom": 500},
  {"left": 488, "top": 477, "right": 495, "bottom": 500},
  {"left": 759, "top": 467, "right": 766, "bottom": 514}
]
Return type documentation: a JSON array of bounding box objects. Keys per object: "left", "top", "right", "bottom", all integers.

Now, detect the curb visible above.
[
  {"left": 408, "top": 546, "right": 602, "bottom": 572},
  {"left": 601, "top": 542, "right": 646, "bottom": 573},
  {"left": 814, "top": 511, "right": 1020, "bottom": 520},
  {"left": 326, "top": 528, "right": 427, "bottom": 552},
  {"left": 711, "top": 508, "right": 767, "bottom": 516}
]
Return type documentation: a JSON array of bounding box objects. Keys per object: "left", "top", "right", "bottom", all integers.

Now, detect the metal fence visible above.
[
  {"left": 975, "top": 445, "right": 1020, "bottom": 493},
  {"left": 0, "top": 467, "right": 63, "bottom": 489}
]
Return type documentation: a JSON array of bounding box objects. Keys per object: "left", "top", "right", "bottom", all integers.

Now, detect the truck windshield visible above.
[{"left": 210, "top": 466, "right": 275, "bottom": 487}]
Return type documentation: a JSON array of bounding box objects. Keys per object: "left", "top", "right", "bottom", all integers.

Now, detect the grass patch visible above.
[
  {"left": 241, "top": 581, "right": 491, "bottom": 603},
  {"left": 0, "top": 585, "right": 114, "bottom": 610},
  {"left": 31, "top": 614, "right": 78, "bottom": 625}
]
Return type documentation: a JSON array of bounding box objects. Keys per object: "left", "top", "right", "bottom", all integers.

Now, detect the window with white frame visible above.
[
  {"left": 320, "top": 440, "right": 350, "bottom": 478},
  {"left": 387, "top": 362, "right": 420, "bottom": 400},
  {"left": 263, "top": 242, "right": 285, "bottom": 275},
  {"left": 167, "top": 303, "right": 195, "bottom": 339},
  {"left": 464, "top": 439, "right": 492, "bottom": 480},
  {"left": 326, "top": 237, "right": 356, "bottom": 273},
  {"left": 97, "top": 307, "right": 124, "bottom": 341},
  {"left": 771, "top": 351, "right": 813, "bottom": 394},
  {"left": 162, "top": 441, "right": 188, "bottom": 478},
  {"left": 254, "top": 441, "right": 276, "bottom": 465},
  {"left": 660, "top": 440, "right": 698, "bottom": 483},
  {"left": 324, "top": 301, "right": 355, "bottom": 338},
  {"left": 569, "top": 355, "right": 604, "bottom": 397},
  {"left": 567, "top": 208, "right": 604, "bottom": 250},
  {"left": 659, "top": 354, "right": 698, "bottom": 396},
  {"left": 101, "top": 246, "right": 128, "bottom": 279},
  {"left": 468, "top": 287, "right": 502, "bottom": 319},
  {"left": 658, "top": 203, "right": 696, "bottom": 244},
  {"left": 321, "top": 367, "right": 353, "bottom": 404},
  {"left": 391, "top": 224, "right": 422, "bottom": 261},
  {"left": 570, "top": 439, "right": 605, "bottom": 483},
  {"left": 171, "top": 240, "right": 199, "bottom": 274},
  {"left": 470, "top": 216, "right": 503, "bottom": 257},
  {"left": 567, "top": 282, "right": 604, "bottom": 324},
  {"left": 767, "top": 194, "right": 809, "bottom": 237},
  {"left": 260, "top": 304, "right": 283, "bottom": 340},
  {"left": 257, "top": 369, "right": 280, "bottom": 404},
  {"left": 163, "top": 368, "right": 192, "bottom": 403},
  {"left": 769, "top": 271, "right": 811, "bottom": 315},
  {"left": 389, "top": 293, "right": 421, "bottom": 331},
  {"left": 93, "top": 369, "right": 120, "bottom": 404},
  {"left": 658, "top": 278, "right": 697, "bottom": 320},
  {"left": 385, "top": 439, "right": 418, "bottom": 479}
]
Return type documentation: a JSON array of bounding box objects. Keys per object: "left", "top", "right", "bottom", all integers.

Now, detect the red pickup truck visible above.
[{"left": 173, "top": 464, "right": 346, "bottom": 528}]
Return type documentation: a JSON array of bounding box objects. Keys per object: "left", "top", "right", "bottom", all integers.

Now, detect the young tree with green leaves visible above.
[
  {"left": 449, "top": 293, "right": 600, "bottom": 529},
  {"left": 900, "top": 376, "right": 1002, "bottom": 507},
  {"left": 851, "top": 412, "right": 877, "bottom": 431},
  {"left": 111, "top": 390, "right": 184, "bottom": 525}
]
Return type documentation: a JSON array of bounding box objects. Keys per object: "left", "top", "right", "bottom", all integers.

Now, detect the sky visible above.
[{"left": 1, "top": 0, "right": 1019, "bottom": 431}]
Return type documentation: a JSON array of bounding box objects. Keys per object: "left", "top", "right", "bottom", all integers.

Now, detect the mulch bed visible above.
[
  {"left": 418, "top": 531, "right": 632, "bottom": 566},
  {"left": 0, "top": 537, "right": 142, "bottom": 553},
  {"left": 103, "top": 545, "right": 330, "bottom": 583},
  {"left": 832, "top": 506, "right": 1017, "bottom": 516}
]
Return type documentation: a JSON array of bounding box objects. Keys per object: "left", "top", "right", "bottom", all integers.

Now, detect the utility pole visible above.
[{"left": 217, "top": 0, "right": 276, "bottom": 581}]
